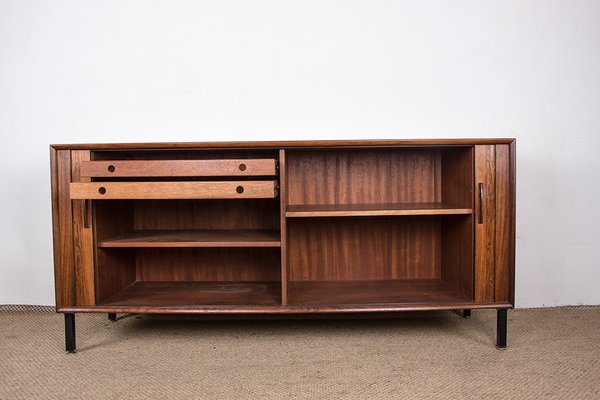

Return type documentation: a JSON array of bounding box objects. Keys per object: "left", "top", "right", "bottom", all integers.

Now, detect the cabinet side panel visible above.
[
  {"left": 441, "top": 216, "right": 474, "bottom": 299},
  {"left": 494, "top": 144, "right": 514, "bottom": 304},
  {"left": 474, "top": 145, "right": 496, "bottom": 302},
  {"left": 52, "top": 150, "right": 75, "bottom": 308},
  {"left": 71, "top": 150, "right": 96, "bottom": 306}
]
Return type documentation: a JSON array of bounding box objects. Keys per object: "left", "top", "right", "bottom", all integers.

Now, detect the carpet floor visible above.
[{"left": 0, "top": 306, "right": 598, "bottom": 399}]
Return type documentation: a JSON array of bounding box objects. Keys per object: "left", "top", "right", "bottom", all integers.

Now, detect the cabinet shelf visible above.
[
  {"left": 286, "top": 203, "right": 472, "bottom": 218},
  {"left": 97, "top": 229, "right": 281, "bottom": 248},
  {"left": 100, "top": 281, "right": 281, "bottom": 306},
  {"left": 289, "top": 279, "right": 471, "bottom": 305}
]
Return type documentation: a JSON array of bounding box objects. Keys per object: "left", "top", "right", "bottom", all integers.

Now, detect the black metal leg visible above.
[
  {"left": 496, "top": 309, "right": 507, "bottom": 349},
  {"left": 65, "top": 313, "right": 76, "bottom": 353},
  {"left": 108, "top": 313, "right": 117, "bottom": 321},
  {"left": 462, "top": 309, "right": 471, "bottom": 318}
]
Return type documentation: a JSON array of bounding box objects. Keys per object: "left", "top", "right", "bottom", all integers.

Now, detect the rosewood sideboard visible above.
[{"left": 50, "top": 139, "right": 516, "bottom": 352}]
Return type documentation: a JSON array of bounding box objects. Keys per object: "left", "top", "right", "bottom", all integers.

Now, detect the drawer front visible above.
[
  {"left": 70, "top": 181, "right": 278, "bottom": 199},
  {"left": 80, "top": 159, "right": 277, "bottom": 177}
]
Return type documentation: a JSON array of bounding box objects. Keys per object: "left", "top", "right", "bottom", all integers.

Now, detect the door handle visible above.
[
  {"left": 84, "top": 199, "right": 91, "bottom": 228},
  {"left": 477, "top": 183, "right": 484, "bottom": 224}
]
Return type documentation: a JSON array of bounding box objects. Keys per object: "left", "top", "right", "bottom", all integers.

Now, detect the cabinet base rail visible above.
[{"left": 62, "top": 308, "right": 510, "bottom": 353}]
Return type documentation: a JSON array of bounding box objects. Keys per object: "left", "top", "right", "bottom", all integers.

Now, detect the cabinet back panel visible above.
[
  {"left": 286, "top": 149, "right": 442, "bottom": 206},
  {"left": 135, "top": 248, "right": 280, "bottom": 282},
  {"left": 288, "top": 217, "right": 441, "bottom": 281},
  {"left": 133, "top": 199, "right": 280, "bottom": 230}
]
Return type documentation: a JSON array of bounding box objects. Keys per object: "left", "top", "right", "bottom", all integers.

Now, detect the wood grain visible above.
[
  {"left": 286, "top": 203, "right": 472, "bottom": 217},
  {"left": 97, "top": 229, "right": 281, "bottom": 248},
  {"left": 279, "top": 149, "right": 288, "bottom": 305},
  {"left": 99, "top": 281, "right": 280, "bottom": 306},
  {"left": 80, "top": 159, "right": 277, "bottom": 177},
  {"left": 439, "top": 147, "right": 475, "bottom": 299},
  {"left": 441, "top": 147, "right": 474, "bottom": 208},
  {"left": 51, "top": 138, "right": 516, "bottom": 151},
  {"left": 50, "top": 139, "right": 515, "bottom": 317},
  {"left": 59, "top": 301, "right": 513, "bottom": 315},
  {"left": 441, "top": 216, "right": 474, "bottom": 299},
  {"left": 71, "top": 150, "right": 95, "bottom": 306},
  {"left": 70, "top": 181, "right": 278, "bottom": 199},
  {"left": 288, "top": 217, "right": 441, "bottom": 281},
  {"left": 494, "top": 145, "right": 512, "bottom": 303},
  {"left": 133, "top": 199, "right": 279, "bottom": 231},
  {"left": 474, "top": 145, "right": 496, "bottom": 302},
  {"left": 94, "top": 202, "right": 136, "bottom": 303},
  {"left": 288, "top": 279, "right": 470, "bottom": 305},
  {"left": 135, "top": 248, "right": 281, "bottom": 282},
  {"left": 287, "top": 149, "right": 442, "bottom": 205},
  {"left": 52, "top": 150, "right": 75, "bottom": 308}
]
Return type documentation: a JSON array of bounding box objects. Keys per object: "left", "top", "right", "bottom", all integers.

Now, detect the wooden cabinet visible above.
[{"left": 50, "top": 139, "right": 516, "bottom": 352}]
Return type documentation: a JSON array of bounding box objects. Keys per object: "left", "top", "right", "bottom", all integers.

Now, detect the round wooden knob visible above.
[
  {"left": 239, "top": 163, "right": 247, "bottom": 171},
  {"left": 98, "top": 187, "right": 107, "bottom": 194},
  {"left": 236, "top": 186, "right": 244, "bottom": 194},
  {"left": 107, "top": 165, "right": 115, "bottom": 172}
]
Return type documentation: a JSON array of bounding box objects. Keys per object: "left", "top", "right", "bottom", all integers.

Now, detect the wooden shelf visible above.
[
  {"left": 286, "top": 203, "right": 473, "bottom": 218},
  {"left": 288, "top": 279, "right": 471, "bottom": 305},
  {"left": 100, "top": 281, "right": 281, "bottom": 306},
  {"left": 97, "top": 229, "right": 281, "bottom": 248}
]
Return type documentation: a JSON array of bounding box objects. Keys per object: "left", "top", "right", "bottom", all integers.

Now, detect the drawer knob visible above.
[
  {"left": 236, "top": 186, "right": 244, "bottom": 194},
  {"left": 107, "top": 165, "right": 115, "bottom": 172},
  {"left": 239, "top": 163, "right": 246, "bottom": 171},
  {"left": 98, "top": 187, "right": 107, "bottom": 195}
]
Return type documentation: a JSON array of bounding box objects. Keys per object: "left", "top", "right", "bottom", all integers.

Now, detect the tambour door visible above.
[{"left": 474, "top": 143, "right": 516, "bottom": 305}]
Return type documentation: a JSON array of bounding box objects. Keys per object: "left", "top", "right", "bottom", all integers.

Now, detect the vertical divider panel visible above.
[
  {"left": 279, "top": 149, "right": 288, "bottom": 305},
  {"left": 474, "top": 145, "right": 496, "bottom": 302},
  {"left": 51, "top": 149, "right": 75, "bottom": 308},
  {"left": 71, "top": 150, "right": 96, "bottom": 306}
]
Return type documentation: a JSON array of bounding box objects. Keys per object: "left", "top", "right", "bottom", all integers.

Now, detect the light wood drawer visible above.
[
  {"left": 70, "top": 181, "right": 278, "bottom": 199},
  {"left": 79, "top": 159, "right": 277, "bottom": 177}
]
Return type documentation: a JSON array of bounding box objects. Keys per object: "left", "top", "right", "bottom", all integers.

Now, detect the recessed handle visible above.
[
  {"left": 84, "top": 199, "right": 91, "bottom": 228},
  {"left": 477, "top": 183, "right": 484, "bottom": 224}
]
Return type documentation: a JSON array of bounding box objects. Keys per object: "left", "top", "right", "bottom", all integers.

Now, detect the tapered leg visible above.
[
  {"left": 65, "top": 313, "right": 76, "bottom": 353},
  {"left": 462, "top": 309, "right": 471, "bottom": 318},
  {"left": 108, "top": 313, "right": 117, "bottom": 321},
  {"left": 496, "top": 309, "right": 507, "bottom": 349}
]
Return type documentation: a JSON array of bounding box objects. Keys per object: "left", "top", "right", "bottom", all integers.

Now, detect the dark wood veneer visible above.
[{"left": 50, "top": 139, "right": 516, "bottom": 351}]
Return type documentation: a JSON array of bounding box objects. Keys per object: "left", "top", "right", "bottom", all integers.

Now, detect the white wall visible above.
[{"left": 1, "top": 0, "right": 599, "bottom": 307}]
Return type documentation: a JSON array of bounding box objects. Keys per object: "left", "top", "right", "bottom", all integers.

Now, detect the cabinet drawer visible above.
[
  {"left": 79, "top": 159, "right": 277, "bottom": 177},
  {"left": 70, "top": 181, "right": 278, "bottom": 199}
]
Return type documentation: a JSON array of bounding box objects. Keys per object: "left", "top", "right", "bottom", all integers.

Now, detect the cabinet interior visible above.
[{"left": 90, "top": 146, "right": 475, "bottom": 307}]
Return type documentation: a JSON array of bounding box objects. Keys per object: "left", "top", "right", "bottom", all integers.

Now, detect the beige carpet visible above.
[{"left": 0, "top": 306, "right": 598, "bottom": 399}]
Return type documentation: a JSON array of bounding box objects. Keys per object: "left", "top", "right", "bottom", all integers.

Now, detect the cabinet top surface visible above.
[{"left": 51, "top": 138, "right": 515, "bottom": 150}]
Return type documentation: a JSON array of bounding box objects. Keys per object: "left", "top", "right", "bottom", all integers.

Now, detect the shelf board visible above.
[
  {"left": 288, "top": 279, "right": 471, "bottom": 305},
  {"left": 97, "top": 229, "right": 281, "bottom": 248},
  {"left": 286, "top": 203, "right": 473, "bottom": 217},
  {"left": 100, "top": 281, "right": 281, "bottom": 306}
]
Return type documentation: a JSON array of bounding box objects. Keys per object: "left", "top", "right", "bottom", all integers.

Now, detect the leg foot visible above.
[
  {"left": 108, "top": 313, "right": 117, "bottom": 322},
  {"left": 65, "top": 313, "right": 76, "bottom": 353},
  {"left": 496, "top": 309, "right": 507, "bottom": 349},
  {"left": 462, "top": 309, "right": 471, "bottom": 318}
]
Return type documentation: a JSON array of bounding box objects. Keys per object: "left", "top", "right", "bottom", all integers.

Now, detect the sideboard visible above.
[{"left": 50, "top": 139, "right": 515, "bottom": 352}]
